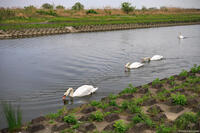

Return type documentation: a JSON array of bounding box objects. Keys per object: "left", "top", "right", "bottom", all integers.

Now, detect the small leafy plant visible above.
[
  {"left": 90, "top": 111, "right": 104, "bottom": 122},
  {"left": 64, "top": 114, "right": 77, "bottom": 124},
  {"left": 171, "top": 93, "right": 187, "bottom": 105},
  {"left": 175, "top": 112, "right": 197, "bottom": 129},
  {"left": 113, "top": 120, "right": 128, "bottom": 133}
]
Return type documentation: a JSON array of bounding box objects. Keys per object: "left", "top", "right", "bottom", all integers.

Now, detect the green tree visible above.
[
  {"left": 72, "top": 2, "right": 84, "bottom": 11},
  {"left": 42, "top": 3, "right": 53, "bottom": 9},
  {"left": 56, "top": 5, "right": 65, "bottom": 9},
  {"left": 121, "top": 2, "right": 134, "bottom": 14}
]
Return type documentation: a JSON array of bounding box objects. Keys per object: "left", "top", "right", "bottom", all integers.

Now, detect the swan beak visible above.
[{"left": 62, "top": 95, "right": 66, "bottom": 100}]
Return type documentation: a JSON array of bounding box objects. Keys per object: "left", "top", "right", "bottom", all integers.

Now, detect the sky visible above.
[{"left": 0, "top": 0, "right": 200, "bottom": 9}]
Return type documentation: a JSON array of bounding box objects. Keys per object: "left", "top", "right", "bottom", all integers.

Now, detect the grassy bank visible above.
[
  {"left": 2, "top": 65, "right": 199, "bottom": 132},
  {"left": 0, "top": 7, "right": 200, "bottom": 30}
]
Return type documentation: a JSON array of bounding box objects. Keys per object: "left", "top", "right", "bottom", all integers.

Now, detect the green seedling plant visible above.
[
  {"left": 64, "top": 114, "right": 77, "bottom": 124},
  {"left": 171, "top": 93, "right": 187, "bottom": 105},
  {"left": 90, "top": 111, "right": 104, "bottom": 122},
  {"left": 113, "top": 120, "right": 128, "bottom": 133}
]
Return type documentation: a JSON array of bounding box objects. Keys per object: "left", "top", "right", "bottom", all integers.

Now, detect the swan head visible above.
[
  {"left": 125, "top": 62, "right": 131, "bottom": 68},
  {"left": 63, "top": 88, "right": 73, "bottom": 100},
  {"left": 141, "top": 57, "right": 151, "bottom": 63}
]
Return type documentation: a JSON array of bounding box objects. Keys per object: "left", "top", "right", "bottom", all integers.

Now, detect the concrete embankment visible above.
[{"left": 0, "top": 22, "right": 200, "bottom": 39}]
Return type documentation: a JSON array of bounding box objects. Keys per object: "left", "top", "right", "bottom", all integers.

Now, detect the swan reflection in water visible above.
[{"left": 63, "top": 98, "right": 73, "bottom": 105}]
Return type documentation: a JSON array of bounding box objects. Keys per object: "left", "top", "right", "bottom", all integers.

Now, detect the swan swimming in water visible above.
[
  {"left": 141, "top": 55, "right": 163, "bottom": 62},
  {"left": 125, "top": 62, "right": 144, "bottom": 69},
  {"left": 62, "top": 85, "right": 98, "bottom": 100},
  {"left": 178, "top": 32, "right": 185, "bottom": 39},
  {"left": 150, "top": 55, "right": 163, "bottom": 61}
]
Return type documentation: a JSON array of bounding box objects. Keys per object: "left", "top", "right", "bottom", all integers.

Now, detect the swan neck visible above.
[{"left": 70, "top": 88, "right": 74, "bottom": 97}]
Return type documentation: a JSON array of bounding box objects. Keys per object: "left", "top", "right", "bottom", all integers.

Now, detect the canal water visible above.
[{"left": 0, "top": 25, "right": 200, "bottom": 128}]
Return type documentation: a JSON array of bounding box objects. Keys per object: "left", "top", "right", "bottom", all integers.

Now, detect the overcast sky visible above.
[{"left": 0, "top": 0, "right": 200, "bottom": 9}]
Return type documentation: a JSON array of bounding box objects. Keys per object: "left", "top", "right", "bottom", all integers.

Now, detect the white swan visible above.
[
  {"left": 178, "top": 33, "right": 185, "bottom": 39},
  {"left": 125, "top": 62, "right": 144, "bottom": 69},
  {"left": 141, "top": 57, "right": 151, "bottom": 63},
  {"left": 150, "top": 55, "right": 163, "bottom": 61},
  {"left": 62, "top": 85, "right": 98, "bottom": 99}
]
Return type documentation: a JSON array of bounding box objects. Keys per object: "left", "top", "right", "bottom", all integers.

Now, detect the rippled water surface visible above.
[{"left": 0, "top": 25, "right": 200, "bottom": 128}]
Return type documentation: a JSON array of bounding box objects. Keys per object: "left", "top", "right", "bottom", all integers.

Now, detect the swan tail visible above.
[{"left": 91, "top": 87, "right": 98, "bottom": 93}]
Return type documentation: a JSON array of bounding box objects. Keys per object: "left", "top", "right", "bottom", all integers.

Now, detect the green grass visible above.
[
  {"left": 1, "top": 13, "right": 200, "bottom": 30},
  {"left": 2, "top": 102, "right": 22, "bottom": 132},
  {"left": 46, "top": 106, "right": 67, "bottom": 119}
]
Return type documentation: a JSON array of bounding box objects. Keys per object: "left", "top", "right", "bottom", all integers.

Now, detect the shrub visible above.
[
  {"left": 168, "top": 76, "right": 175, "bottom": 81},
  {"left": 36, "top": 10, "right": 57, "bottom": 16},
  {"left": 132, "top": 114, "right": 143, "bottom": 124},
  {"left": 121, "top": 100, "right": 129, "bottom": 110},
  {"left": 141, "top": 6, "right": 147, "bottom": 11},
  {"left": 97, "top": 103, "right": 109, "bottom": 109},
  {"left": 90, "top": 100, "right": 101, "bottom": 106},
  {"left": 72, "top": 2, "right": 84, "bottom": 11},
  {"left": 86, "top": 9, "right": 98, "bottom": 14},
  {"left": 56, "top": 5, "right": 65, "bottom": 9},
  {"left": 90, "top": 111, "right": 104, "bottom": 122},
  {"left": 46, "top": 107, "right": 67, "bottom": 119},
  {"left": 156, "top": 124, "right": 175, "bottom": 133},
  {"left": 120, "top": 84, "right": 137, "bottom": 94},
  {"left": 175, "top": 112, "right": 197, "bottom": 129},
  {"left": 121, "top": 2, "right": 135, "bottom": 14},
  {"left": 0, "top": 8, "right": 15, "bottom": 19},
  {"left": 113, "top": 120, "right": 128, "bottom": 133},
  {"left": 190, "top": 64, "right": 200, "bottom": 73},
  {"left": 179, "top": 70, "right": 188, "bottom": 77},
  {"left": 152, "top": 78, "right": 162, "bottom": 87},
  {"left": 108, "top": 94, "right": 118, "bottom": 100},
  {"left": 171, "top": 93, "right": 187, "bottom": 105},
  {"left": 128, "top": 103, "right": 141, "bottom": 114},
  {"left": 109, "top": 100, "right": 118, "bottom": 107},
  {"left": 160, "top": 6, "right": 168, "bottom": 11},
  {"left": 132, "top": 113, "right": 154, "bottom": 127},
  {"left": 42, "top": 3, "right": 54, "bottom": 9},
  {"left": 64, "top": 114, "right": 77, "bottom": 124},
  {"left": 2, "top": 102, "right": 22, "bottom": 132},
  {"left": 24, "top": 5, "right": 36, "bottom": 13}
]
